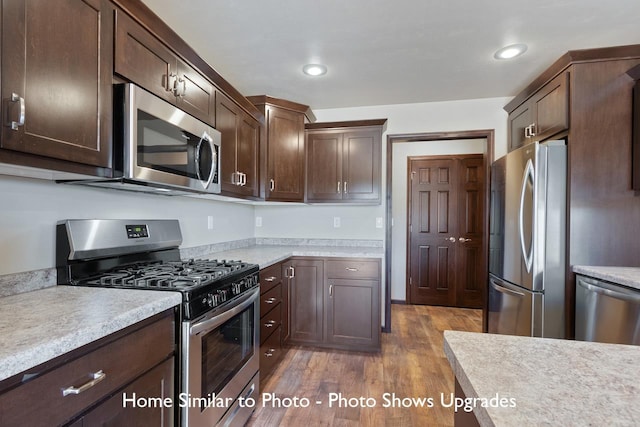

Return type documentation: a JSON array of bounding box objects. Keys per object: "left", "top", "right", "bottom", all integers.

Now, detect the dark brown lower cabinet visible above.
[
  {"left": 258, "top": 262, "right": 286, "bottom": 384},
  {"left": 0, "top": 310, "right": 176, "bottom": 427},
  {"left": 71, "top": 358, "right": 174, "bottom": 427},
  {"left": 285, "top": 257, "right": 381, "bottom": 352},
  {"left": 454, "top": 378, "right": 480, "bottom": 427}
]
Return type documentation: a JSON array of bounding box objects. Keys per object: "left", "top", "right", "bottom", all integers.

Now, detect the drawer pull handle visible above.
[
  {"left": 345, "top": 267, "right": 359, "bottom": 272},
  {"left": 264, "top": 349, "right": 276, "bottom": 357},
  {"left": 264, "top": 276, "right": 277, "bottom": 282},
  {"left": 265, "top": 297, "right": 277, "bottom": 304},
  {"left": 264, "top": 320, "right": 277, "bottom": 328},
  {"left": 62, "top": 370, "right": 106, "bottom": 396}
]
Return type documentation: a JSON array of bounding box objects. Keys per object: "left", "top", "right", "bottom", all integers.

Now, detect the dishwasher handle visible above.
[{"left": 577, "top": 277, "right": 640, "bottom": 303}]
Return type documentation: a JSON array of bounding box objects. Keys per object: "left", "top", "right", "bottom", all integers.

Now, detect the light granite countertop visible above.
[
  {"left": 0, "top": 286, "right": 181, "bottom": 383},
  {"left": 444, "top": 331, "right": 640, "bottom": 426},
  {"left": 573, "top": 266, "right": 640, "bottom": 291},
  {"left": 197, "top": 244, "right": 385, "bottom": 269}
]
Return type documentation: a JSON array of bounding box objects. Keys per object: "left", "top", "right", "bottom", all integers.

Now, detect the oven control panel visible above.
[
  {"left": 189, "top": 272, "right": 259, "bottom": 319},
  {"left": 126, "top": 224, "right": 149, "bottom": 239}
]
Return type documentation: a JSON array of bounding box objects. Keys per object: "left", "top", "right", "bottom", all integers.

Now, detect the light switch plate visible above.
[
  {"left": 333, "top": 217, "right": 341, "bottom": 228},
  {"left": 375, "top": 217, "right": 383, "bottom": 228},
  {"left": 255, "top": 216, "right": 263, "bottom": 227},
  {"left": 207, "top": 215, "right": 214, "bottom": 230}
]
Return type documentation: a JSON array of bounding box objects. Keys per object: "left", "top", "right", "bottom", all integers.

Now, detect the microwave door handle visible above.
[
  {"left": 519, "top": 159, "right": 534, "bottom": 273},
  {"left": 196, "top": 131, "right": 215, "bottom": 189}
]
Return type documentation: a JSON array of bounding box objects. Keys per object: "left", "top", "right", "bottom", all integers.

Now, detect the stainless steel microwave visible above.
[{"left": 111, "top": 83, "right": 221, "bottom": 194}]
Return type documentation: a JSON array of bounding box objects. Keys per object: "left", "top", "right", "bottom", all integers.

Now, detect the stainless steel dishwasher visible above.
[{"left": 575, "top": 274, "right": 640, "bottom": 345}]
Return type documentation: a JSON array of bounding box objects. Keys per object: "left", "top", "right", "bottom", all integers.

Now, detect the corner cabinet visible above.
[
  {"left": 0, "top": 310, "right": 176, "bottom": 427},
  {"left": 284, "top": 257, "right": 381, "bottom": 352},
  {"left": 305, "top": 120, "right": 387, "bottom": 203},
  {"left": 216, "top": 92, "right": 261, "bottom": 198},
  {"left": 114, "top": 10, "right": 215, "bottom": 126},
  {"left": 508, "top": 72, "right": 569, "bottom": 151},
  {"left": 0, "top": 0, "right": 114, "bottom": 175},
  {"left": 248, "top": 96, "right": 315, "bottom": 202}
]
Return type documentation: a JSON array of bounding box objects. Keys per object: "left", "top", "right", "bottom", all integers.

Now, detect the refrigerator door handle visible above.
[
  {"left": 490, "top": 277, "right": 526, "bottom": 297},
  {"left": 518, "top": 159, "right": 535, "bottom": 273}
]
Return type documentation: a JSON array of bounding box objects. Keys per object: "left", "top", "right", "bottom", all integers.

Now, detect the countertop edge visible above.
[{"left": 572, "top": 265, "right": 640, "bottom": 290}]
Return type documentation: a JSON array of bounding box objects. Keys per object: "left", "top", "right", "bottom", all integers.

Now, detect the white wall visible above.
[
  {"left": 391, "top": 139, "right": 486, "bottom": 301},
  {"left": 0, "top": 176, "right": 255, "bottom": 275}
]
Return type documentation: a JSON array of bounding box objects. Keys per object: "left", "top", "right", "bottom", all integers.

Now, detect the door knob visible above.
[
  {"left": 459, "top": 237, "right": 472, "bottom": 242},
  {"left": 444, "top": 237, "right": 456, "bottom": 242}
]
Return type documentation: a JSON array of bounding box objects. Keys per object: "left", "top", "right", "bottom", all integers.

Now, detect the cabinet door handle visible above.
[
  {"left": 167, "top": 72, "right": 177, "bottom": 93},
  {"left": 444, "top": 237, "right": 456, "bottom": 242},
  {"left": 264, "top": 276, "right": 277, "bottom": 282},
  {"left": 9, "top": 93, "right": 25, "bottom": 130},
  {"left": 264, "top": 320, "right": 277, "bottom": 328},
  {"left": 524, "top": 125, "right": 530, "bottom": 138},
  {"left": 329, "top": 284, "right": 333, "bottom": 297},
  {"left": 264, "top": 297, "right": 277, "bottom": 304},
  {"left": 345, "top": 267, "right": 358, "bottom": 272},
  {"left": 180, "top": 76, "right": 187, "bottom": 97},
  {"left": 232, "top": 171, "right": 240, "bottom": 185},
  {"left": 62, "top": 370, "right": 106, "bottom": 396},
  {"left": 529, "top": 123, "right": 536, "bottom": 137},
  {"left": 265, "top": 349, "right": 275, "bottom": 357},
  {"left": 337, "top": 181, "right": 341, "bottom": 193},
  {"left": 289, "top": 266, "right": 295, "bottom": 278},
  {"left": 269, "top": 179, "right": 275, "bottom": 191},
  {"left": 458, "top": 237, "right": 472, "bottom": 242},
  {"left": 241, "top": 172, "right": 247, "bottom": 186},
  {"left": 344, "top": 181, "right": 348, "bottom": 193}
]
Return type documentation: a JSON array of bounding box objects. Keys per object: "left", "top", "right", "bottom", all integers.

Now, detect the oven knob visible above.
[
  {"left": 218, "top": 289, "right": 227, "bottom": 302},
  {"left": 206, "top": 294, "right": 218, "bottom": 307}
]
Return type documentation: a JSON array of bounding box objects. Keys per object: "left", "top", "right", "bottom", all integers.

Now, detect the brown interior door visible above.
[{"left": 407, "top": 155, "right": 485, "bottom": 308}]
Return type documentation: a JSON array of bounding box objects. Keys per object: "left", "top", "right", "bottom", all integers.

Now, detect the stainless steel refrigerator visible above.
[{"left": 488, "top": 140, "right": 567, "bottom": 338}]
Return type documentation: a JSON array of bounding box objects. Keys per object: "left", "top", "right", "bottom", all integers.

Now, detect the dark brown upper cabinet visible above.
[
  {"left": 216, "top": 91, "right": 260, "bottom": 198},
  {"left": 114, "top": 10, "right": 215, "bottom": 126},
  {"left": 0, "top": 0, "right": 114, "bottom": 175},
  {"left": 248, "top": 96, "right": 315, "bottom": 202},
  {"left": 305, "top": 120, "right": 387, "bottom": 203},
  {"left": 508, "top": 72, "right": 568, "bottom": 151}
]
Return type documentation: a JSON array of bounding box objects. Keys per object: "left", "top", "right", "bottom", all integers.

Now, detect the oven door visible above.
[
  {"left": 182, "top": 288, "right": 260, "bottom": 427},
  {"left": 123, "top": 83, "right": 221, "bottom": 193}
]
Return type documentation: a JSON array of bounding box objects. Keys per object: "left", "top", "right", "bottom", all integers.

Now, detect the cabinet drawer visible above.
[
  {"left": 326, "top": 259, "right": 380, "bottom": 279},
  {"left": 260, "top": 263, "right": 282, "bottom": 294},
  {"left": 260, "top": 303, "right": 282, "bottom": 344},
  {"left": 260, "top": 283, "right": 282, "bottom": 315},
  {"left": 0, "top": 314, "right": 175, "bottom": 427},
  {"left": 260, "top": 325, "right": 283, "bottom": 379}
]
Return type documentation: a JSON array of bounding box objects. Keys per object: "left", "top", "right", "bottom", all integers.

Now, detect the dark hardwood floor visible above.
[{"left": 247, "top": 304, "right": 482, "bottom": 426}]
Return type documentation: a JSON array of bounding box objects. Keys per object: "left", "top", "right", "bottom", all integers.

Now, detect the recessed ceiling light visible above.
[
  {"left": 302, "top": 64, "right": 327, "bottom": 76},
  {"left": 494, "top": 44, "right": 528, "bottom": 60}
]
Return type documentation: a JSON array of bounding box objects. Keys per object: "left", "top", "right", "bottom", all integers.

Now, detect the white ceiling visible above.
[{"left": 141, "top": 0, "right": 640, "bottom": 110}]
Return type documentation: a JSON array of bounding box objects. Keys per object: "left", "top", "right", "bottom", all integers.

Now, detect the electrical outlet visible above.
[
  {"left": 333, "top": 217, "right": 341, "bottom": 228},
  {"left": 255, "top": 216, "right": 263, "bottom": 227},
  {"left": 375, "top": 217, "right": 383, "bottom": 228},
  {"left": 207, "top": 215, "right": 214, "bottom": 230}
]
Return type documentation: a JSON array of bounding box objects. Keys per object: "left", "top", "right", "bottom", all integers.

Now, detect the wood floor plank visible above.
[{"left": 247, "top": 304, "right": 482, "bottom": 427}]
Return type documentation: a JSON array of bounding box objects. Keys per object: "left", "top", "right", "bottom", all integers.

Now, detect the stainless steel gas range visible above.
[{"left": 56, "top": 219, "right": 260, "bottom": 427}]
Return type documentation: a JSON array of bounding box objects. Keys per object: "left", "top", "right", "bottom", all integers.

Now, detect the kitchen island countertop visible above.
[
  {"left": 444, "top": 331, "right": 640, "bottom": 426},
  {"left": 0, "top": 286, "right": 181, "bottom": 383}
]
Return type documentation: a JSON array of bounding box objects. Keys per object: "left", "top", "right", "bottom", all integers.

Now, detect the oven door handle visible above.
[{"left": 189, "top": 288, "right": 259, "bottom": 336}]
